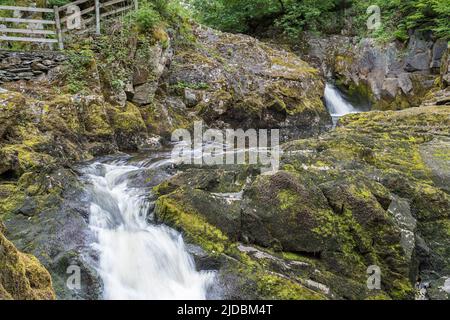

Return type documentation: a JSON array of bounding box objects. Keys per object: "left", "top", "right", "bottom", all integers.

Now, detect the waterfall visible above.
[
  {"left": 83, "top": 160, "right": 215, "bottom": 300},
  {"left": 324, "top": 83, "right": 362, "bottom": 126}
]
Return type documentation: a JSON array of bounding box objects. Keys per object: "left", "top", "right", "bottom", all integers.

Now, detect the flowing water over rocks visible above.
[
  {"left": 324, "top": 83, "right": 360, "bottom": 125},
  {"left": 324, "top": 82, "right": 374, "bottom": 127},
  {"left": 80, "top": 153, "right": 215, "bottom": 300}
]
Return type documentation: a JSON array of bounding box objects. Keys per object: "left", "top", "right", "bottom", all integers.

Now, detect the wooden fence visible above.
[
  {"left": 0, "top": 0, "right": 138, "bottom": 50},
  {"left": 0, "top": 5, "right": 61, "bottom": 48}
]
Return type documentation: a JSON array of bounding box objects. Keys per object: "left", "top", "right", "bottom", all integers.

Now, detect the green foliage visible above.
[
  {"left": 111, "top": 79, "right": 125, "bottom": 91},
  {"left": 404, "top": 0, "right": 450, "bottom": 38},
  {"left": 355, "top": 0, "right": 450, "bottom": 41},
  {"left": 187, "top": 0, "right": 353, "bottom": 37},
  {"left": 152, "top": 0, "right": 189, "bottom": 22},
  {"left": 188, "top": 0, "right": 286, "bottom": 33},
  {"left": 188, "top": 0, "right": 450, "bottom": 41},
  {"left": 275, "top": 0, "right": 339, "bottom": 39},
  {"left": 172, "top": 81, "right": 210, "bottom": 90},
  {"left": 124, "top": 0, "right": 187, "bottom": 33},
  {"left": 128, "top": 1, "right": 162, "bottom": 32},
  {"left": 46, "top": 0, "right": 71, "bottom": 6},
  {"left": 65, "top": 48, "right": 95, "bottom": 94}
]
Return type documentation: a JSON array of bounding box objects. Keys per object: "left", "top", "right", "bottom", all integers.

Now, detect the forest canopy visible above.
[
  {"left": 0, "top": 0, "right": 448, "bottom": 41},
  {"left": 186, "top": 0, "right": 450, "bottom": 41}
]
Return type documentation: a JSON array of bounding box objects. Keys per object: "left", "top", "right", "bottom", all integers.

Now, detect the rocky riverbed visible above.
[{"left": 0, "top": 18, "right": 449, "bottom": 300}]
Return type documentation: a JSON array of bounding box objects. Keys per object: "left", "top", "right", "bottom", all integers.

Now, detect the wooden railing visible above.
[
  {"left": 0, "top": 5, "right": 61, "bottom": 48},
  {"left": 0, "top": 0, "right": 138, "bottom": 50}
]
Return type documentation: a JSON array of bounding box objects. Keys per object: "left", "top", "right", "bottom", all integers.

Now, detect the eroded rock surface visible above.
[
  {"left": 0, "top": 221, "right": 55, "bottom": 300},
  {"left": 306, "top": 31, "right": 449, "bottom": 111},
  {"left": 154, "top": 105, "right": 450, "bottom": 300}
]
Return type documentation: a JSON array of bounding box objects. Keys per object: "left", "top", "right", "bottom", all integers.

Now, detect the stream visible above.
[
  {"left": 81, "top": 154, "right": 215, "bottom": 300},
  {"left": 74, "top": 84, "right": 367, "bottom": 300}
]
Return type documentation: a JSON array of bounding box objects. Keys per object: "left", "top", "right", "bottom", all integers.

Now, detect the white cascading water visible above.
[
  {"left": 324, "top": 83, "right": 358, "bottom": 124},
  {"left": 83, "top": 161, "right": 214, "bottom": 300}
]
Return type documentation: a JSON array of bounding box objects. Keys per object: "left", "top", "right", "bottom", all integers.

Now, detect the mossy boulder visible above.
[
  {"left": 2, "top": 167, "right": 103, "bottom": 300},
  {"left": 0, "top": 90, "right": 149, "bottom": 300},
  {"left": 154, "top": 188, "right": 326, "bottom": 300},
  {"left": 241, "top": 171, "right": 331, "bottom": 253},
  {"left": 152, "top": 104, "right": 449, "bottom": 300},
  {"left": 168, "top": 25, "right": 331, "bottom": 140},
  {"left": 111, "top": 102, "right": 147, "bottom": 151},
  {"left": 0, "top": 222, "right": 55, "bottom": 300},
  {"left": 141, "top": 97, "right": 200, "bottom": 140}
]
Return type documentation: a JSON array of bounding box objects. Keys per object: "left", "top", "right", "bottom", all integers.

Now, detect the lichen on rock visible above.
[{"left": 0, "top": 222, "right": 55, "bottom": 300}]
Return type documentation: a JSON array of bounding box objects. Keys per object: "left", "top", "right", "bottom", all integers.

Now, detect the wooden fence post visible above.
[
  {"left": 95, "top": 0, "right": 101, "bottom": 35},
  {"left": 53, "top": 6, "right": 64, "bottom": 50},
  {"left": 134, "top": 0, "right": 138, "bottom": 11}
]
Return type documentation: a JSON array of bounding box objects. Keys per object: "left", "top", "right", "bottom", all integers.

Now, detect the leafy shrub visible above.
[
  {"left": 64, "top": 48, "right": 95, "bottom": 94},
  {"left": 125, "top": 0, "right": 161, "bottom": 33},
  {"left": 187, "top": 0, "right": 450, "bottom": 42},
  {"left": 47, "top": 0, "right": 72, "bottom": 6},
  {"left": 135, "top": 2, "right": 161, "bottom": 31}
]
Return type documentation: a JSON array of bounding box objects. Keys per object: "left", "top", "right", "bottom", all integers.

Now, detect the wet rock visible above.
[
  {"left": 419, "top": 138, "right": 450, "bottom": 192},
  {"left": 112, "top": 102, "right": 147, "bottom": 151},
  {"left": 388, "top": 195, "right": 417, "bottom": 260},
  {"left": 241, "top": 171, "right": 330, "bottom": 253},
  {"left": 306, "top": 32, "right": 447, "bottom": 110},
  {"left": 0, "top": 221, "right": 55, "bottom": 300},
  {"left": 431, "top": 39, "right": 448, "bottom": 70},
  {"left": 132, "top": 83, "right": 156, "bottom": 106},
  {"left": 169, "top": 25, "right": 331, "bottom": 140},
  {"left": 153, "top": 104, "right": 449, "bottom": 299},
  {"left": 3, "top": 169, "right": 103, "bottom": 300},
  {"left": 15, "top": 197, "right": 38, "bottom": 217}
]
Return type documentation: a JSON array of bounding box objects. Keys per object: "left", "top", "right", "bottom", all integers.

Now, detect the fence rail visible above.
[
  {"left": 0, "top": 5, "right": 54, "bottom": 13},
  {"left": 0, "top": 0, "right": 138, "bottom": 50},
  {"left": 0, "top": 16, "right": 56, "bottom": 24},
  {"left": 0, "top": 5, "right": 61, "bottom": 49}
]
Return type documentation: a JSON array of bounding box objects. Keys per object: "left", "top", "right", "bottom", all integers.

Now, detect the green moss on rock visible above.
[
  {"left": 0, "top": 222, "right": 55, "bottom": 300},
  {"left": 155, "top": 194, "right": 231, "bottom": 255}
]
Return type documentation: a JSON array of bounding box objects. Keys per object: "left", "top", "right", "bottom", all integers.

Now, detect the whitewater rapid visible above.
[{"left": 83, "top": 160, "right": 214, "bottom": 300}]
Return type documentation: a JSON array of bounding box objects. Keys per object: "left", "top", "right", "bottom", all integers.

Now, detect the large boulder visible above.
[
  {"left": 3, "top": 168, "right": 103, "bottom": 300},
  {"left": 153, "top": 104, "right": 450, "bottom": 300},
  {"left": 241, "top": 171, "right": 331, "bottom": 252},
  {"left": 168, "top": 25, "right": 331, "bottom": 140}
]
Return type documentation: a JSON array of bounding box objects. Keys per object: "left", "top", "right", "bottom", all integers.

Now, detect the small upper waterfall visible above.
[
  {"left": 82, "top": 160, "right": 215, "bottom": 300},
  {"left": 325, "top": 83, "right": 372, "bottom": 126},
  {"left": 324, "top": 83, "right": 357, "bottom": 117}
]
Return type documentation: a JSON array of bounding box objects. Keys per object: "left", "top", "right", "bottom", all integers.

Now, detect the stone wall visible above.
[{"left": 0, "top": 51, "right": 66, "bottom": 84}]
